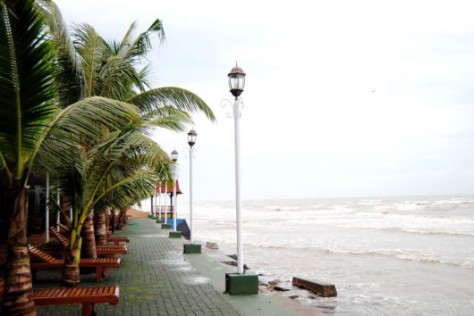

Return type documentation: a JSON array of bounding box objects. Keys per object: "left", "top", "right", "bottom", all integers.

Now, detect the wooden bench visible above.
[
  {"left": 96, "top": 246, "right": 127, "bottom": 258},
  {"left": 107, "top": 236, "right": 130, "bottom": 246},
  {"left": 59, "top": 223, "right": 127, "bottom": 245},
  {"left": 34, "top": 286, "right": 119, "bottom": 316},
  {"left": 49, "top": 227, "right": 128, "bottom": 258},
  {"left": 28, "top": 245, "right": 121, "bottom": 282},
  {"left": 1, "top": 279, "right": 119, "bottom": 316}
]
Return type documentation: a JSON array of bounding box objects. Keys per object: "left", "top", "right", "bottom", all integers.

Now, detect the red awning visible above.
[{"left": 156, "top": 180, "right": 182, "bottom": 195}]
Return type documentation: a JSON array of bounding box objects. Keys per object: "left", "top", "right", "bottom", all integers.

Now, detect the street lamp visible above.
[
  {"left": 171, "top": 149, "right": 178, "bottom": 232},
  {"left": 188, "top": 129, "right": 197, "bottom": 244},
  {"left": 223, "top": 63, "right": 258, "bottom": 295},
  {"left": 229, "top": 63, "right": 246, "bottom": 275},
  {"left": 183, "top": 129, "right": 202, "bottom": 253}
]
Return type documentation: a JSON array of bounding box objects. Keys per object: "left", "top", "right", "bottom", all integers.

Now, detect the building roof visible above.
[{"left": 156, "top": 180, "right": 182, "bottom": 195}]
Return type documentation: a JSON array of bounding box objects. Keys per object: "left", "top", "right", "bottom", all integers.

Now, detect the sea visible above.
[{"left": 184, "top": 195, "right": 474, "bottom": 315}]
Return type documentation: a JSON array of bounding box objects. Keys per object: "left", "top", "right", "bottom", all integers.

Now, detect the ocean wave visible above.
[
  {"left": 244, "top": 242, "right": 474, "bottom": 269},
  {"left": 433, "top": 199, "right": 471, "bottom": 205},
  {"left": 314, "top": 247, "right": 474, "bottom": 269},
  {"left": 338, "top": 224, "right": 474, "bottom": 237},
  {"left": 263, "top": 205, "right": 302, "bottom": 212},
  {"left": 400, "top": 228, "right": 474, "bottom": 237},
  {"left": 393, "top": 202, "right": 427, "bottom": 211}
]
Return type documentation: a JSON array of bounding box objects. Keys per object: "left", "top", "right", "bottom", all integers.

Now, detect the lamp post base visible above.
[
  {"left": 161, "top": 223, "right": 171, "bottom": 230},
  {"left": 225, "top": 272, "right": 258, "bottom": 295},
  {"left": 183, "top": 243, "right": 201, "bottom": 254},
  {"left": 169, "top": 231, "right": 182, "bottom": 238}
]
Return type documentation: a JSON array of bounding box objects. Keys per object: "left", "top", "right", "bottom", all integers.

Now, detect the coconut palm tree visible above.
[
  {"left": 0, "top": 0, "right": 144, "bottom": 313},
  {"left": 55, "top": 123, "right": 176, "bottom": 285},
  {"left": 0, "top": 1, "right": 65, "bottom": 313}
]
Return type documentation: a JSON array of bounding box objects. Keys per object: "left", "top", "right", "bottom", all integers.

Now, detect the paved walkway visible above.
[{"left": 33, "top": 218, "right": 304, "bottom": 315}]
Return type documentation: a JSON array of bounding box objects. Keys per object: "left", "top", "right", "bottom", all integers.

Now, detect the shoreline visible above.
[
  {"left": 137, "top": 208, "right": 326, "bottom": 315},
  {"left": 169, "top": 236, "right": 323, "bottom": 316}
]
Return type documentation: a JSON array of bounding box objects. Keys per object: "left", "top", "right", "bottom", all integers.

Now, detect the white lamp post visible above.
[
  {"left": 158, "top": 182, "right": 162, "bottom": 221},
  {"left": 164, "top": 184, "right": 168, "bottom": 223},
  {"left": 171, "top": 149, "right": 179, "bottom": 232},
  {"left": 183, "top": 129, "right": 202, "bottom": 253},
  {"left": 188, "top": 129, "right": 197, "bottom": 243},
  {"left": 229, "top": 63, "right": 246, "bottom": 274},
  {"left": 223, "top": 63, "right": 257, "bottom": 295}
]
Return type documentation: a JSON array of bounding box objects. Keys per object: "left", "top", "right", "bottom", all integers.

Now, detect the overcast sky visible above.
[{"left": 54, "top": 0, "right": 474, "bottom": 201}]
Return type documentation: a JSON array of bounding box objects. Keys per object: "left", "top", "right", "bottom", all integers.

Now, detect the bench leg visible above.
[
  {"left": 82, "top": 303, "right": 95, "bottom": 316},
  {"left": 103, "top": 267, "right": 111, "bottom": 277},
  {"left": 95, "top": 267, "right": 104, "bottom": 283}
]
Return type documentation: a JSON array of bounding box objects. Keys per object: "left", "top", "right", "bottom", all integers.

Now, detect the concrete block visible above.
[
  {"left": 169, "top": 231, "right": 182, "bottom": 238},
  {"left": 205, "top": 241, "right": 219, "bottom": 249},
  {"left": 183, "top": 243, "right": 201, "bottom": 254},
  {"left": 292, "top": 276, "right": 337, "bottom": 297},
  {"left": 225, "top": 272, "right": 258, "bottom": 295}
]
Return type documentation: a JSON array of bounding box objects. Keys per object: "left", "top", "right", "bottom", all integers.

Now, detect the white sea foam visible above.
[{"left": 192, "top": 196, "right": 474, "bottom": 315}]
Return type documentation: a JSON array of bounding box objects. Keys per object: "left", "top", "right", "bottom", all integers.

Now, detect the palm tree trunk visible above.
[
  {"left": 2, "top": 186, "right": 36, "bottom": 316},
  {"left": 61, "top": 230, "right": 82, "bottom": 287},
  {"left": 81, "top": 214, "right": 97, "bottom": 258},
  {"left": 110, "top": 210, "right": 116, "bottom": 232},
  {"left": 116, "top": 212, "right": 123, "bottom": 230},
  {"left": 94, "top": 211, "right": 107, "bottom": 246}
]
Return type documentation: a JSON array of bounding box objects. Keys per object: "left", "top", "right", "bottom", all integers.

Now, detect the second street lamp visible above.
[
  {"left": 183, "top": 129, "right": 201, "bottom": 254},
  {"left": 169, "top": 150, "right": 180, "bottom": 238},
  {"left": 188, "top": 129, "right": 197, "bottom": 244}
]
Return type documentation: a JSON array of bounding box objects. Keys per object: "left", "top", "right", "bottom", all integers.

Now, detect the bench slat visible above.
[
  {"left": 28, "top": 245, "right": 63, "bottom": 264},
  {"left": 49, "top": 228, "right": 127, "bottom": 257},
  {"left": 33, "top": 286, "right": 119, "bottom": 305},
  {"left": 29, "top": 245, "right": 121, "bottom": 282}
]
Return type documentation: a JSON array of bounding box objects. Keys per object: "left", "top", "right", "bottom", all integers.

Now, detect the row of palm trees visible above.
[{"left": 0, "top": 0, "right": 215, "bottom": 314}]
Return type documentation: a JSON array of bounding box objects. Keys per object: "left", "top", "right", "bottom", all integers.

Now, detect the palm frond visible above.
[
  {"left": 93, "top": 169, "right": 158, "bottom": 211},
  {"left": 36, "top": 97, "right": 141, "bottom": 174},
  {"left": 0, "top": 0, "right": 58, "bottom": 178},
  {"left": 119, "top": 21, "right": 137, "bottom": 49},
  {"left": 132, "top": 18, "right": 165, "bottom": 58},
  {"left": 37, "top": 0, "right": 85, "bottom": 106},
  {"left": 72, "top": 23, "right": 105, "bottom": 97},
  {"left": 54, "top": 96, "right": 141, "bottom": 136},
  {"left": 127, "top": 87, "right": 216, "bottom": 122}
]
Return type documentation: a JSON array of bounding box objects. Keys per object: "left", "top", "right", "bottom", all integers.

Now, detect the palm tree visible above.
[
  {"left": 0, "top": 1, "right": 63, "bottom": 313},
  {"left": 55, "top": 123, "right": 174, "bottom": 285},
  {"left": 0, "top": 0, "right": 144, "bottom": 312}
]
